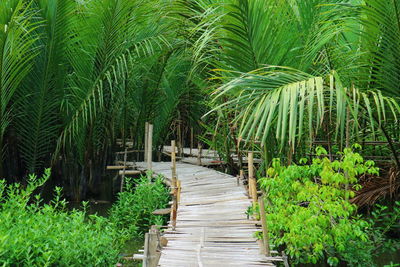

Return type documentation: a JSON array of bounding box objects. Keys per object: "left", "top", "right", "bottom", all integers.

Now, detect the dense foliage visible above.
[
  {"left": 1, "top": 0, "right": 400, "bottom": 264},
  {"left": 0, "top": 170, "right": 170, "bottom": 266},
  {"left": 258, "top": 148, "right": 400, "bottom": 266},
  {"left": 0, "top": 0, "right": 207, "bottom": 199},
  {"left": 0, "top": 170, "right": 122, "bottom": 266},
  {"left": 110, "top": 174, "right": 170, "bottom": 237}
]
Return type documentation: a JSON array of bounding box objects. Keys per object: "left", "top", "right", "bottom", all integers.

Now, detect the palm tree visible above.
[
  {"left": 0, "top": 0, "right": 209, "bottom": 199},
  {"left": 0, "top": 0, "right": 39, "bottom": 177},
  {"left": 204, "top": 0, "right": 400, "bottom": 166}
]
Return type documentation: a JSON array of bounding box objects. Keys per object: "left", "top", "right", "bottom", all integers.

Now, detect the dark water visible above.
[
  {"left": 64, "top": 174, "right": 144, "bottom": 266},
  {"left": 375, "top": 249, "right": 400, "bottom": 266}
]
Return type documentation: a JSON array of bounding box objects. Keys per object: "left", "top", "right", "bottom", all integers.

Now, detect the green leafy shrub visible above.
[
  {"left": 259, "top": 147, "right": 380, "bottom": 266},
  {"left": 366, "top": 201, "right": 400, "bottom": 254},
  {"left": 0, "top": 169, "right": 122, "bottom": 266},
  {"left": 109, "top": 173, "right": 170, "bottom": 237}
]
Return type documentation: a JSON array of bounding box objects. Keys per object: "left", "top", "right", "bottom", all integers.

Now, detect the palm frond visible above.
[{"left": 210, "top": 67, "right": 400, "bottom": 150}]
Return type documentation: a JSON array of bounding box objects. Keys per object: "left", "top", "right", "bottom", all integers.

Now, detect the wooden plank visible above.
[
  {"left": 106, "top": 165, "right": 127, "bottom": 170},
  {"left": 152, "top": 208, "right": 171, "bottom": 215},
  {"left": 147, "top": 124, "right": 153, "bottom": 171},
  {"left": 118, "top": 170, "right": 141, "bottom": 175},
  {"left": 259, "top": 195, "right": 271, "bottom": 256},
  {"left": 144, "top": 122, "right": 149, "bottom": 162}
]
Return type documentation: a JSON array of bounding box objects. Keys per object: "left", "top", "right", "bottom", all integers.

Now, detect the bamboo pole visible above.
[
  {"left": 190, "top": 128, "right": 194, "bottom": 156},
  {"left": 248, "top": 152, "right": 257, "bottom": 203},
  {"left": 171, "top": 196, "right": 177, "bottom": 231},
  {"left": 143, "top": 233, "right": 149, "bottom": 267},
  {"left": 171, "top": 140, "right": 177, "bottom": 185},
  {"left": 258, "top": 195, "right": 270, "bottom": 256},
  {"left": 147, "top": 124, "right": 153, "bottom": 171},
  {"left": 238, "top": 169, "right": 244, "bottom": 186},
  {"left": 147, "top": 226, "right": 161, "bottom": 267},
  {"left": 197, "top": 144, "right": 202, "bottom": 166},
  {"left": 144, "top": 122, "right": 149, "bottom": 161},
  {"left": 170, "top": 140, "right": 178, "bottom": 231},
  {"left": 177, "top": 180, "right": 181, "bottom": 203},
  {"left": 120, "top": 148, "right": 128, "bottom": 192}
]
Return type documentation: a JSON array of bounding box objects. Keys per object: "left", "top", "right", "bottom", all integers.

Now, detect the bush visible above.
[
  {"left": 258, "top": 147, "right": 380, "bottom": 266},
  {"left": 0, "top": 169, "right": 123, "bottom": 266},
  {"left": 109, "top": 173, "right": 170, "bottom": 237}
]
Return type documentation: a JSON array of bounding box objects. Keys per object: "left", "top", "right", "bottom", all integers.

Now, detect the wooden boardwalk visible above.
[{"left": 136, "top": 162, "right": 279, "bottom": 267}]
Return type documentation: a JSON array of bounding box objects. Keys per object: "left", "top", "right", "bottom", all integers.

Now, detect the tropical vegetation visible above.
[
  {"left": 110, "top": 174, "right": 170, "bottom": 237},
  {"left": 256, "top": 147, "right": 400, "bottom": 266},
  {"left": 1, "top": 0, "right": 400, "bottom": 265},
  {"left": 0, "top": 170, "right": 169, "bottom": 266}
]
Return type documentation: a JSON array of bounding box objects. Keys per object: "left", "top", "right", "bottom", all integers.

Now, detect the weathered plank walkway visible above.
[{"left": 136, "top": 162, "right": 278, "bottom": 267}]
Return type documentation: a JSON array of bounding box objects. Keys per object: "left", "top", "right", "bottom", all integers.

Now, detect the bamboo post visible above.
[
  {"left": 170, "top": 140, "right": 178, "bottom": 231},
  {"left": 144, "top": 122, "right": 149, "bottom": 162},
  {"left": 190, "top": 128, "right": 194, "bottom": 156},
  {"left": 238, "top": 169, "right": 244, "bottom": 186},
  {"left": 120, "top": 148, "right": 128, "bottom": 192},
  {"left": 171, "top": 196, "right": 177, "bottom": 231},
  {"left": 248, "top": 152, "right": 257, "bottom": 203},
  {"left": 147, "top": 226, "right": 161, "bottom": 267},
  {"left": 197, "top": 144, "right": 202, "bottom": 166},
  {"left": 147, "top": 124, "right": 153, "bottom": 171},
  {"left": 143, "top": 233, "right": 149, "bottom": 267},
  {"left": 171, "top": 140, "right": 177, "bottom": 184},
  {"left": 258, "top": 195, "right": 270, "bottom": 256},
  {"left": 177, "top": 180, "right": 181, "bottom": 203},
  {"left": 282, "top": 251, "right": 289, "bottom": 267}
]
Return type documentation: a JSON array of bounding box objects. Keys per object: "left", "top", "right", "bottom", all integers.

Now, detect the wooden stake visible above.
[
  {"left": 238, "top": 169, "right": 244, "bottom": 186},
  {"left": 147, "top": 226, "right": 161, "bottom": 267},
  {"left": 171, "top": 140, "right": 177, "bottom": 181},
  {"left": 120, "top": 148, "right": 127, "bottom": 192},
  {"left": 190, "top": 128, "right": 194, "bottom": 156},
  {"left": 248, "top": 152, "right": 257, "bottom": 203},
  {"left": 144, "top": 122, "right": 149, "bottom": 162},
  {"left": 170, "top": 140, "right": 178, "bottom": 231},
  {"left": 177, "top": 180, "right": 181, "bottom": 203},
  {"left": 258, "top": 195, "right": 270, "bottom": 256},
  {"left": 147, "top": 124, "right": 153, "bottom": 171},
  {"left": 143, "top": 233, "right": 149, "bottom": 267},
  {"left": 171, "top": 196, "right": 177, "bottom": 231},
  {"left": 197, "top": 144, "right": 202, "bottom": 166}
]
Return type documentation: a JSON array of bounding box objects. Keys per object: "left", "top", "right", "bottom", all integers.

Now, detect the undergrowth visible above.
[
  {"left": 255, "top": 146, "right": 400, "bottom": 266},
  {"left": 0, "top": 170, "right": 170, "bottom": 266},
  {"left": 109, "top": 173, "right": 170, "bottom": 237}
]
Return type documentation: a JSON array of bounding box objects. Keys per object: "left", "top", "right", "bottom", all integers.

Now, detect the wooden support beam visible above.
[
  {"left": 170, "top": 140, "right": 178, "bottom": 231},
  {"left": 239, "top": 169, "right": 244, "bottom": 186},
  {"left": 118, "top": 170, "right": 141, "bottom": 176},
  {"left": 152, "top": 208, "right": 171, "bottom": 215},
  {"left": 177, "top": 179, "right": 181, "bottom": 203},
  {"left": 190, "top": 127, "right": 194, "bottom": 156},
  {"left": 171, "top": 140, "right": 177, "bottom": 183},
  {"left": 147, "top": 124, "right": 153, "bottom": 172},
  {"left": 248, "top": 152, "right": 257, "bottom": 204},
  {"left": 144, "top": 122, "right": 149, "bottom": 162},
  {"left": 197, "top": 144, "right": 202, "bottom": 166},
  {"left": 120, "top": 148, "right": 128, "bottom": 192},
  {"left": 258, "top": 195, "right": 271, "bottom": 256},
  {"left": 171, "top": 197, "right": 177, "bottom": 231},
  {"left": 143, "top": 233, "right": 149, "bottom": 267},
  {"left": 107, "top": 166, "right": 127, "bottom": 170},
  {"left": 115, "top": 150, "right": 144, "bottom": 155},
  {"left": 146, "top": 226, "right": 161, "bottom": 267}
]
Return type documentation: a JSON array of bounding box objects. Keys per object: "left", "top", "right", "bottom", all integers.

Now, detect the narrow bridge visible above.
[{"left": 136, "top": 161, "right": 282, "bottom": 266}]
